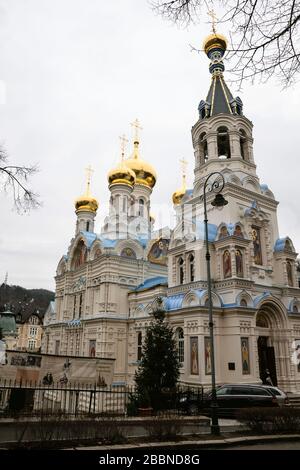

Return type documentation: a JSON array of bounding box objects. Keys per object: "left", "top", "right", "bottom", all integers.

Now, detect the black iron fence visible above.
[{"left": 0, "top": 379, "right": 204, "bottom": 417}]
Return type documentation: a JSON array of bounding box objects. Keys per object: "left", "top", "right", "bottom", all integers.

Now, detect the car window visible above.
[
  {"left": 216, "top": 387, "right": 231, "bottom": 396},
  {"left": 249, "top": 387, "right": 272, "bottom": 396},
  {"left": 230, "top": 387, "right": 251, "bottom": 395},
  {"left": 265, "top": 388, "right": 281, "bottom": 396}
]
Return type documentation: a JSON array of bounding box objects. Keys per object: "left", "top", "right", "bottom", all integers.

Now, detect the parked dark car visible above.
[{"left": 179, "top": 384, "right": 286, "bottom": 417}]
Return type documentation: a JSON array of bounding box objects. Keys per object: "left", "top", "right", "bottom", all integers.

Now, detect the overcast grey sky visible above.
[{"left": 0, "top": 0, "right": 299, "bottom": 291}]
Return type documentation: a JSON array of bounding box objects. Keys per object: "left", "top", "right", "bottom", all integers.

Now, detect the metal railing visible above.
[{"left": 0, "top": 379, "right": 204, "bottom": 417}]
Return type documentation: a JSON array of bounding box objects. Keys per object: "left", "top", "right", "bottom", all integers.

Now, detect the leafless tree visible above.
[
  {"left": 0, "top": 146, "right": 40, "bottom": 213},
  {"left": 152, "top": 0, "right": 300, "bottom": 87}
]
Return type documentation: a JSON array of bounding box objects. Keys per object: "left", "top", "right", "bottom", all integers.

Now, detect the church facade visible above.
[{"left": 43, "top": 33, "right": 300, "bottom": 392}]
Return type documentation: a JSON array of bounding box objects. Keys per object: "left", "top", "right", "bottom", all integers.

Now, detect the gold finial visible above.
[
  {"left": 131, "top": 118, "right": 143, "bottom": 143},
  {"left": 119, "top": 134, "right": 128, "bottom": 160},
  {"left": 208, "top": 9, "right": 218, "bottom": 34},
  {"left": 179, "top": 157, "right": 188, "bottom": 190},
  {"left": 85, "top": 165, "right": 94, "bottom": 196}
]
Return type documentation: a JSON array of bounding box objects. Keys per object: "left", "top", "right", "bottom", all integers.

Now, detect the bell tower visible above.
[{"left": 192, "top": 31, "right": 257, "bottom": 197}]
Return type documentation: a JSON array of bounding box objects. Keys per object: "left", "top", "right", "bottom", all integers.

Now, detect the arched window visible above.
[
  {"left": 138, "top": 198, "right": 144, "bottom": 217},
  {"left": 293, "top": 305, "right": 299, "bottom": 313},
  {"left": 223, "top": 250, "right": 232, "bottom": 278},
  {"left": 287, "top": 260, "right": 293, "bottom": 286},
  {"left": 176, "top": 328, "right": 184, "bottom": 365},
  {"left": 137, "top": 332, "right": 142, "bottom": 361},
  {"left": 217, "top": 127, "right": 231, "bottom": 159},
  {"left": 204, "top": 298, "right": 210, "bottom": 307},
  {"left": 78, "top": 293, "right": 83, "bottom": 318},
  {"left": 235, "top": 249, "right": 243, "bottom": 277},
  {"left": 178, "top": 257, "right": 184, "bottom": 284},
  {"left": 239, "top": 129, "right": 247, "bottom": 160},
  {"left": 86, "top": 221, "right": 90, "bottom": 232},
  {"left": 240, "top": 299, "right": 247, "bottom": 307},
  {"left": 200, "top": 132, "right": 208, "bottom": 163},
  {"left": 188, "top": 254, "right": 195, "bottom": 282},
  {"left": 123, "top": 197, "right": 127, "bottom": 213}
]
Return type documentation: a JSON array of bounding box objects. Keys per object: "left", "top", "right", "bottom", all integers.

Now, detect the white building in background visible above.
[{"left": 43, "top": 33, "right": 300, "bottom": 392}]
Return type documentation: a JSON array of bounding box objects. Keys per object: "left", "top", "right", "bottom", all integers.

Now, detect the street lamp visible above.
[{"left": 203, "top": 171, "right": 228, "bottom": 436}]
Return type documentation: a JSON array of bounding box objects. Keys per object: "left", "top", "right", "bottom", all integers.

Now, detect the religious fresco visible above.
[
  {"left": 219, "top": 226, "right": 229, "bottom": 239},
  {"left": 204, "top": 337, "right": 212, "bottom": 375},
  {"left": 241, "top": 337, "right": 250, "bottom": 374},
  {"left": 233, "top": 225, "right": 244, "bottom": 238},
  {"left": 148, "top": 238, "right": 169, "bottom": 266},
  {"left": 190, "top": 337, "right": 199, "bottom": 375},
  {"left": 223, "top": 250, "right": 232, "bottom": 278},
  {"left": 73, "top": 240, "right": 87, "bottom": 268},
  {"left": 235, "top": 249, "right": 243, "bottom": 277},
  {"left": 251, "top": 226, "right": 262, "bottom": 265},
  {"left": 120, "top": 247, "right": 136, "bottom": 259},
  {"left": 89, "top": 339, "right": 96, "bottom": 357}
]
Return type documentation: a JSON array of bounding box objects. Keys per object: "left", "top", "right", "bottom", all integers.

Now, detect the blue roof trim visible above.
[
  {"left": 164, "top": 294, "right": 185, "bottom": 311},
  {"left": 196, "top": 221, "right": 218, "bottom": 242},
  {"left": 227, "top": 223, "right": 235, "bottom": 236},
  {"left": 66, "top": 319, "right": 81, "bottom": 326},
  {"left": 223, "top": 302, "right": 238, "bottom": 308},
  {"left": 80, "top": 231, "right": 97, "bottom": 248},
  {"left": 253, "top": 291, "right": 271, "bottom": 307},
  {"left": 137, "top": 236, "right": 149, "bottom": 248},
  {"left": 134, "top": 276, "right": 168, "bottom": 292},
  {"left": 274, "top": 237, "right": 288, "bottom": 252},
  {"left": 260, "top": 184, "right": 269, "bottom": 191}
]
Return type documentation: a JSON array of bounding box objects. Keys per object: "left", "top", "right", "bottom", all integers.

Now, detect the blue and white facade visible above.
[{"left": 43, "top": 34, "right": 300, "bottom": 392}]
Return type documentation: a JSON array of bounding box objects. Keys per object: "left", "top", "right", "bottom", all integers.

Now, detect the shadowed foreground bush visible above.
[
  {"left": 143, "top": 416, "right": 184, "bottom": 440},
  {"left": 237, "top": 407, "right": 300, "bottom": 434}
]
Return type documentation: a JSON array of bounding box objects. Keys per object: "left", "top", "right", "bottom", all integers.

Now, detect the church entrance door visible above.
[{"left": 257, "top": 336, "right": 277, "bottom": 386}]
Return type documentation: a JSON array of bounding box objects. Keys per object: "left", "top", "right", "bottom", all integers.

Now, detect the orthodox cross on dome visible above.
[
  {"left": 131, "top": 118, "right": 143, "bottom": 143},
  {"left": 207, "top": 9, "right": 218, "bottom": 34},
  {"left": 179, "top": 157, "right": 188, "bottom": 189},
  {"left": 85, "top": 165, "right": 94, "bottom": 195},
  {"left": 119, "top": 134, "right": 128, "bottom": 160}
]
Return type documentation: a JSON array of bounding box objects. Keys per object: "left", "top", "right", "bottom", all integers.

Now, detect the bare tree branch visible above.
[
  {"left": 152, "top": 0, "right": 300, "bottom": 87},
  {"left": 0, "top": 147, "right": 40, "bottom": 213}
]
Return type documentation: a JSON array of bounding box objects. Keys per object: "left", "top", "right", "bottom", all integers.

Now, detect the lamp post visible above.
[{"left": 203, "top": 171, "right": 228, "bottom": 436}]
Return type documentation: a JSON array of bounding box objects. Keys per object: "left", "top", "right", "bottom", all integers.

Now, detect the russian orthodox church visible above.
[{"left": 43, "top": 33, "right": 300, "bottom": 392}]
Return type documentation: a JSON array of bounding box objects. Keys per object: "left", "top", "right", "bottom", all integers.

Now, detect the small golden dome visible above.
[
  {"left": 126, "top": 141, "right": 157, "bottom": 189},
  {"left": 203, "top": 33, "right": 227, "bottom": 55},
  {"left": 172, "top": 187, "right": 186, "bottom": 205},
  {"left": 75, "top": 195, "right": 99, "bottom": 213},
  {"left": 108, "top": 159, "right": 136, "bottom": 187}
]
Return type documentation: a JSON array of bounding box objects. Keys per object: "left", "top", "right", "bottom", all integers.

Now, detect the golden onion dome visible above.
[
  {"left": 75, "top": 167, "right": 99, "bottom": 213},
  {"left": 203, "top": 33, "right": 227, "bottom": 56},
  {"left": 172, "top": 187, "right": 186, "bottom": 205},
  {"left": 125, "top": 141, "right": 157, "bottom": 189},
  {"left": 108, "top": 159, "right": 136, "bottom": 187},
  {"left": 75, "top": 194, "right": 99, "bottom": 213}
]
